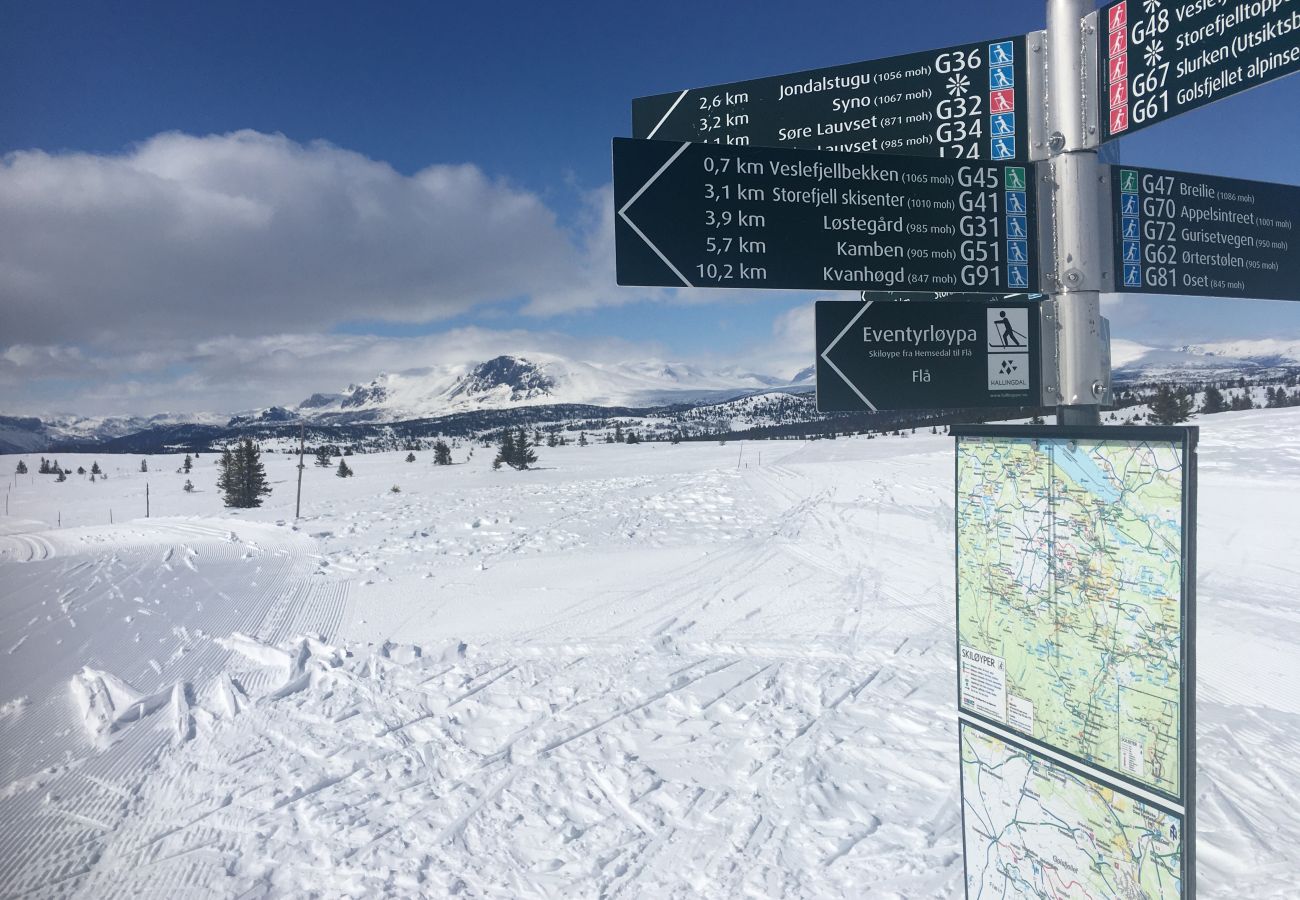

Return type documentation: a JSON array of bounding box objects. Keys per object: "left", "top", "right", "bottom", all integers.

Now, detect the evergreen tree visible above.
[
  {"left": 337, "top": 458, "right": 353, "bottom": 478},
  {"left": 90, "top": 461, "right": 101, "bottom": 475},
  {"left": 77, "top": 466, "right": 86, "bottom": 475},
  {"left": 626, "top": 430, "right": 641, "bottom": 444},
  {"left": 433, "top": 440, "right": 452, "bottom": 465},
  {"left": 613, "top": 422, "right": 624, "bottom": 443},
  {"left": 182, "top": 454, "right": 193, "bottom": 473},
  {"left": 405, "top": 452, "right": 417, "bottom": 463},
  {"left": 1267, "top": 386, "right": 1287, "bottom": 408},
  {"left": 56, "top": 471, "right": 67, "bottom": 483},
  {"left": 493, "top": 429, "right": 516, "bottom": 470},
  {"left": 184, "top": 479, "right": 195, "bottom": 493},
  {"left": 38, "top": 458, "right": 49, "bottom": 475},
  {"left": 1201, "top": 386, "right": 1226, "bottom": 415},
  {"left": 140, "top": 459, "right": 148, "bottom": 473},
  {"left": 605, "top": 432, "right": 615, "bottom": 444},
  {"left": 219, "top": 439, "right": 271, "bottom": 508},
  {"left": 513, "top": 426, "right": 537, "bottom": 469},
  {"left": 15, "top": 461, "right": 26, "bottom": 474},
  {"left": 315, "top": 447, "right": 332, "bottom": 467},
  {"left": 578, "top": 432, "right": 589, "bottom": 447},
  {"left": 1148, "top": 385, "right": 1192, "bottom": 425},
  {"left": 546, "top": 431, "right": 558, "bottom": 448}
]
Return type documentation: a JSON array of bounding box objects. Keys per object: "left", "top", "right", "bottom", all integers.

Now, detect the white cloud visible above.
[
  {"left": 0, "top": 130, "right": 626, "bottom": 345},
  {"left": 0, "top": 327, "right": 676, "bottom": 417}
]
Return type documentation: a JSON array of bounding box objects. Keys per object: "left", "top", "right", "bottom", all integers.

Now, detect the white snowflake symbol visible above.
[
  {"left": 1145, "top": 39, "right": 1164, "bottom": 67},
  {"left": 1143, "top": 0, "right": 1162, "bottom": 12},
  {"left": 946, "top": 73, "right": 970, "bottom": 97}
]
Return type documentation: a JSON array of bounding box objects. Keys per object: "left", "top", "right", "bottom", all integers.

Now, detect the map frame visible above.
[
  {"left": 958, "top": 717, "right": 1190, "bottom": 900},
  {"left": 950, "top": 423, "right": 1197, "bottom": 811}
]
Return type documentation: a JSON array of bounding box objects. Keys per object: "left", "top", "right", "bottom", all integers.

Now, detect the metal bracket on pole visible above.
[{"left": 1043, "top": 0, "right": 1111, "bottom": 425}]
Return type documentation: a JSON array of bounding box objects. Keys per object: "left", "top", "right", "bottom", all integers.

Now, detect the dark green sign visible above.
[
  {"left": 1114, "top": 164, "right": 1300, "bottom": 301},
  {"left": 1099, "top": 0, "right": 1300, "bottom": 140},
  {"left": 815, "top": 299, "right": 1041, "bottom": 411},
  {"left": 614, "top": 138, "right": 1039, "bottom": 294},
  {"left": 634, "top": 36, "right": 1029, "bottom": 162}
]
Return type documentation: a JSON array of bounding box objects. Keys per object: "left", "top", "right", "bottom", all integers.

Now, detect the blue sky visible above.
[{"left": 3, "top": 0, "right": 1300, "bottom": 414}]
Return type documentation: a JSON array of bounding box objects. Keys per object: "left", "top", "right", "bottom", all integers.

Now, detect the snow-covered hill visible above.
[
  {"left": 1, "top": 408, "right": 1297, "bottom": 896},
  {"left": 1114, "top": 338, "right": 1300, "bottom": 381},
  {"left": 295, "top": 354, "right": 808, "bottom": 423}
]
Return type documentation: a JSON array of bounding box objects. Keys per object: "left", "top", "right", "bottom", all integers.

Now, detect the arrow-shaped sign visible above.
[
  {"left": 815, "top": 298, "right": 1043, "bottom": 411},
  {"left": 615, "top": 138, "right": 1040, "bottom": 294}
]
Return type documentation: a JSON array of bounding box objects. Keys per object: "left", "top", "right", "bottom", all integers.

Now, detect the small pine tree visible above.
[
  {"left": 219, "top": 439, "right": 271, "bottom": 508},
  {"left": 182, "top": 454, "right": 193, "bottom": 473},
  {"left": 343, "top": 447, "right": 354, "bottom": 456},
  {"left": 433, "top": 440, "right": 452, "bottom": 465},
  {"left": 337, "top": 458, "right": 353, "bottom": 478},
  {"left": 613, "top": 422, "right": 624, "bottom": 443},
  {"left": 56, "top": 471, "right": 67, "bottom": 483},
  {"left": 390, "top": 484, "right": 401, "bottom": 493},
  {"left": 578, "top": 432, "right": 588, "bottom": 447},
  {"left": 184, "top": 479, "right": 195, "bottom": 493},
  {"left": 493, "top": 429, "right": 516, "bottom": 470},
  {"left": 140, "top": 459, "right": 148, "bottom": 473},
  {"left": 626, "top": 431, "right": 641, "bottom": 445},
  {"left": 546, "top": 431, "right": 558, "bottom": 448},
  {"left": 15, "top": 461, "right": 27, "bottom": 474},
  {"left": 513, "top": 426, "right": 537, "bottom": 470},
  {"left": 315, "top": 447, "right": 332, "bottom": 467},
  {"left": 605, "top": 433, "right": 615, "bottom": 444},
  {"left": 405, "top": 452, "right": 416, "bottom": 463},
  {"left": 77, "top": 466, "right": 86, "bottom": 475},
  {"left": 38, "top": 458, "right": 49, "bottom": 475},
  {"left": 90, "top": 461, "right": 101, "bottom": 475},
  {"left": 1148, "top": 385, "right": 1192, "bottom": 425},
  {"left": 1201, "top": 386, "right": 1226, "bottom": 415}
]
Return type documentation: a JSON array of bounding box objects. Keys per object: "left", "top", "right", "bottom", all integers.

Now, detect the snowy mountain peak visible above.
[{"left": 445, "top": 356, "right": 557, "bottom": 404}]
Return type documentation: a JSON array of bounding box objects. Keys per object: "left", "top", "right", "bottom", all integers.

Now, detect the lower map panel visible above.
[{"left": 960, "top": 720, "right": 1185, "bottom": 900}]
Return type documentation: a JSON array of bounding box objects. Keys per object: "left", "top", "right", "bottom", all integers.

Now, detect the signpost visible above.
[
  {"left": 1100, "top": 0, "right": 1300, "bottom": 140},
  {"left": 634, "top": 37, "right": 1031, "bottom": 161},
  {"left": 616, "top": 0, "right": 1300, "bottom": 892},
  {"left": 614, "top": 138, "right": 1039, "bottom": 293},
  {"left": 815, "top": 299, "right": 1043, "bottom": 411},
  {"left": 1113, "top": 164, "right": 1300, "bottom": 300}
]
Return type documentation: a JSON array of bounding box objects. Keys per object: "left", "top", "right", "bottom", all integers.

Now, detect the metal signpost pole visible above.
[{"left": 1047, "top": 0, "right": 1107, "bottom": 427}]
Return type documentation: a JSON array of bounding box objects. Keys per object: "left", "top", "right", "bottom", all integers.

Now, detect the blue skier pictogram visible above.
[
  {"left": 1008, "top": 265, "right": 1029, "bottom": 289},
  {"left": 1007, "top": 216, "right": 1028, "bottom": 239},
  {"left": 989, "top": 41, "right": 1014, "bottom": 65},
  {"left": 1005, "top": 191, "right": 1027, "bottom": 214},
  {"left": 1124, "top": 240, "right": 1141, "bottom": 262},
  {"left": 990, "top": 65, "right": 1014, "bottom": 90},
  {"left": 1124, "top": 263, "right": 1142, "bottom": 287},
  {"left": 1008, "top": 240, "right": 1028, "bottom": 263},
  {"left": 1122, "top": 217, "right": 1140, "bottom": 239},
  {"left": 991, "top": 113, "right": 1015, "bottom": 137},
  {"left": 992, "top": 137, "right": 1015, "bottom": 160},
  {"left": 1121, "top": 193, "right": 1139, "bottom": 216}
]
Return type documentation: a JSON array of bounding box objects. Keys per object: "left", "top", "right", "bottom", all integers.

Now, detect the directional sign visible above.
[
  {"left": 614, "top": 138, "right": 1040, "bottom": 293},
  {"left": 1100, "top": 0, "right": 1300, "bottom": 140},
  {"left": 1112, "top": 164, "right": 1300, "bottom": 300},
  {"left": 815, "top": 299, "right": 1041, "bottom": 411},
  {"left": 633, "top": 36, "right": 1029, "bottom": 161}
]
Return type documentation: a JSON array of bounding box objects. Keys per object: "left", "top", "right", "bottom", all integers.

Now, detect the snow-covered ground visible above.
[{"left": 1, "top": 411, "right": 1298, "bottom": 898}]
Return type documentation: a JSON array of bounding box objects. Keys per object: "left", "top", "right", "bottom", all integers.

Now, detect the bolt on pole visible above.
[{"left": 1046, "top": 0, "right": 1110, "bottom": 427}]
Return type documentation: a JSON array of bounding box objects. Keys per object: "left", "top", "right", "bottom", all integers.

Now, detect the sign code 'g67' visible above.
[{"left": 614, "top": 138, "right": 1039, "bottom": 294}]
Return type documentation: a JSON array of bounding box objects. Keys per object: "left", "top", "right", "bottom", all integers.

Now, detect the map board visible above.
[
  {"left": 1112, "top": 164, "right": 1300, "bottom": 301},
  {"left": 961, "top": 720, "right": 1188, "bottom": 899},
  {"left": 633, "top": 36, "right": 1030, "bottom": 162},
  {"left": 952, "top": 425, "right": 1196, "bottom": 804}
]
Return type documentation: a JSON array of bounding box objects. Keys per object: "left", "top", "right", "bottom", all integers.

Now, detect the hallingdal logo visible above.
[{"left": 987, "top": 308, "right": 1031, "bottom": 392}]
